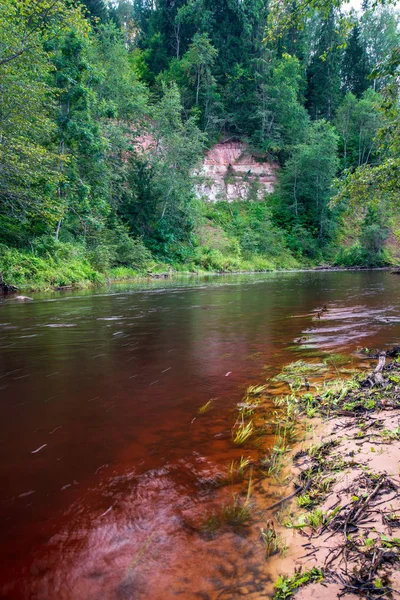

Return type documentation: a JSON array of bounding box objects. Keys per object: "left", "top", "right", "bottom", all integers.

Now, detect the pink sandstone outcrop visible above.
[{"left": 196, "top": 139, "right": 278, "bottom": 202}]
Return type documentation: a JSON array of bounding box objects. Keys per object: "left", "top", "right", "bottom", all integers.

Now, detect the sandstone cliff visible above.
[{"left": 196, "top": 139, "right": 278, "bottom": 202}]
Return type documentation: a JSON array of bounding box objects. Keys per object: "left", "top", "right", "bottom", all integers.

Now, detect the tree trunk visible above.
[{"left": 55, "top": 219, "right": 62, "bottom": 241}]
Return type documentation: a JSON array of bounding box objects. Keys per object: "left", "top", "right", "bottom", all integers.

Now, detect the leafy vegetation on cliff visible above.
[{"left": 0, "top": 0, "right": 399, "bottom": 289}]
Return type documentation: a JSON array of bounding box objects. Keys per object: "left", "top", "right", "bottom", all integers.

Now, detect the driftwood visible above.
[{"left": 373, "top": 353, "right": 386, "bottom": 386}]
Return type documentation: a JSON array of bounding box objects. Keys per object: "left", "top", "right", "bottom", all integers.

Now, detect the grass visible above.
[
  {"left": 228, "top": 456, "right": 252, "bottom": 481},
  {"left": 274, "top": 568, "right": 324, "bottom": 599},
  {"left": 222, "top": 494, "right": 252, "bottom": 526},
  {"left": 0, "top": 244, "right": 105, "bottom": 291},
  {"left": 261, "top": 448, "right": 287, "bottom": 477},
  {"left": 200, "top": 512, "right": 220, "bottom": 535},
  {"left": 273, "top": 361, "right": 328, "bottom": 386},
  {"left": 198, "top": 399, "right": 214, "bottom": 414},
  {"left": 324, "top": 353, "right": 352, "bottom": 371},
  {"left": 0, "top": 226, "right": 306, "bottom": 292},
  {"left": 223, "top": 472, "right": 253, "bottom": 525},
  {"left": 297, "top": 493, "right": 314, "bottom": 509},
  {"left": 201, "top": 471, "right": 254, "bottom": 532},
  {"left": 246, "top": 384, "right": 267, "bottom": 397},
  {"left": 232, "top": 419, "right": 254, "bottom": 445},
  {"left": 200, "top": 494, "right": 253, "bottom": 532},
  {"left": 380, "top": 425, "right": 400, "bottom": 441}
]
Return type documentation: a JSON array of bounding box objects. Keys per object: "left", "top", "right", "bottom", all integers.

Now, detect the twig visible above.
[{"left": 263, "top": 480, "right": 312, "bottom": 513}]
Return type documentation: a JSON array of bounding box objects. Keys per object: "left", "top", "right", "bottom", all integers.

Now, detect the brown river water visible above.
[{"left": 0, "top": 270, "right": 400, "bottom": 600}]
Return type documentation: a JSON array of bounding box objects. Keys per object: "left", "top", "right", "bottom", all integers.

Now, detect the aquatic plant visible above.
[
  {"left": 324, "top": 353, "right": 352, "bottom": 373},
  {"left": 237, "top": 400, "right": 262, "bottom": 418},
  {"left": 222, "top": 473, "right": 253, "bottom": 526},
  {"left": 198, "top": 399, "right": 214, "bottom": 414},
  {"left": 246, "top": 384, "right": 267, "bottom": 397},
  {"left": 222, "top": 495, "right": 252, "bottom": 526},
  {"left": 232, "top": 419, "right": 254, "bottom": 445},
  {"left": 228, "top": 455, "right": 252, "bottom": 480},
  {"left": 200, "top": 512, "right": 220, "bottom": 535},
  {"left": 269, "top": 395, "right": 300, "bottom": 444},
  {"left": 260, "top": 520, "right": 287, "bottom": 557},
  {"left": 261, "top": 449, "right": 286, "bottom": 476},
  {"left": 273, "top": 361, "right": 328, "bottom": 387}
]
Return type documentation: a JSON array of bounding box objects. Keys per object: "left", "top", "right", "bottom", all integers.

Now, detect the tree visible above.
[
  {"left": 0, "top": 0, "right": 87, "bottom": 67},
  {"left": 183, "top": 33, "right": 217, "bottom": 108},
  {"left": 81, "top": 0, "right": 108, "bottom": 22},
  {"left": 50, "top": 30, "right": 109, "bottom": 241},
  {"left": 341, "top": 24, "right": 371, "bottom": 97},
  {"left": 252, "top": 53, "right": 309, "bottom": 157},
  {"left": 0, "top": 0, "right": 88, "bottom": 244},
  {"left": 121, "top": 85, "right": 206, "bottom": 258},
  {"left": 306, "top": 9, "right": 342, "bottom": 120},
  {"left": 90, "top": 22, "right": 148, "bottom": 121},
  {"left": 335, "top": 89, "right": 381, "bottom": 169},
  {"left": 360, "top": 5, "right": 400, "bottom": 90},
  {"left": 334, "top": 47, "right": 400, "bottom": 212},
  {"left": 279, "top": 120, "right": 339, "bottom": 242}
]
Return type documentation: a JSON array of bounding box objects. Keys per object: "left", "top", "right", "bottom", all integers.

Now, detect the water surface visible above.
[{"left": 0, "top": 271, "right": 399, "bottom": 599}]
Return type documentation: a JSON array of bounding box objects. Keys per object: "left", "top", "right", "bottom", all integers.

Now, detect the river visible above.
[{"left": 0, "top": 270, "right": 399, "bottom": 599}]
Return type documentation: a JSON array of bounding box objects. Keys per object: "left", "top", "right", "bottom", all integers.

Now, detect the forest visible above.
[{"left": 1, "top": 0, "right": 400, "bottom": 290}]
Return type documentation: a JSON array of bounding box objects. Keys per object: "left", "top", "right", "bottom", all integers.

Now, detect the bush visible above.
[
  {"left": 285, "top": 225, "right": 322, "bottom": 261},
  {"left": 114, "top": 235, "right": 153, "bottom": 269},
  {"left": 333, "top": 242, "right": 391, "bottom": 267}
]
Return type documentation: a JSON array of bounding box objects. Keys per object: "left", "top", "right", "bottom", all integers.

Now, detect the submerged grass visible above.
[
  {"left": 228, "top": 456, "right": 252, "bottom": 480},
  {"left": 198, "top": 399, "right": 215, "bottom": 414},
  {"left": 232, "top": 419, "right": 254, "bottom": 445},
  {"left": 202, "top": 471, "right": 254, "bottom": 532}
]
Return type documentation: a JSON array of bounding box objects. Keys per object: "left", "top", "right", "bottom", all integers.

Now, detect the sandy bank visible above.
[{"left": 265, "top": 354, "right": 400, "bottom": 599}]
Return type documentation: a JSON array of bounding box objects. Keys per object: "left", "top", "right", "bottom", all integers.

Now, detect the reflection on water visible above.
[{"left": 0, "top": 271, "right": 399, "bottom": 599}]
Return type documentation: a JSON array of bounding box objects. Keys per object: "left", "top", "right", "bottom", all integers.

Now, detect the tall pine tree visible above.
[
  {"left": 306, "top": 9, "right": 342, "bottom": 120},
  {"left": 341, "top": 24, "right": 371, "bottom": 97}
]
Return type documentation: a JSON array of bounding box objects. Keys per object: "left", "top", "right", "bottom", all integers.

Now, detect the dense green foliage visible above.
[{"left": 0, "top": 0, "right": 399, "bottom": 289}]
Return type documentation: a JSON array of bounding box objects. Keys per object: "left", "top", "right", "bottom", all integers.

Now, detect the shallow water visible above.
[{"left": 0, "top": 271, "right": 399, "bottom": 599}]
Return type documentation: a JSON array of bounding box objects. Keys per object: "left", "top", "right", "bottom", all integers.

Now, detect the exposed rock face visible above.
[{"left": 196, "top": 139, "right": 278, "bottom": 202}]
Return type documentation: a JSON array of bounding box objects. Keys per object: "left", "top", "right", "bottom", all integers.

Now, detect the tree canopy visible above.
[{"left": 0, "top": 0, "right": 399, "bottom": 286}]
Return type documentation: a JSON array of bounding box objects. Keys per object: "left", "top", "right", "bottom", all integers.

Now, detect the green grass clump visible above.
[
  {"left": 246, "top": 384, "right": 267, "bottom": 396},
  {"left": 228, "top": 456, "right": 252, "bottom": 480},
  {"left": 222, "top": 494, "right": 252, "bottom": 526},
  {"left": 232, "top": 419, "right": 254, "bottom": 445},
  {"left": 324, "top": 353, "right": 352, "bottom": 369},
  {"left": 274, "top": 568, "right": 324, "bottom": 599},
  {"left": 273, "top": 361, "right": 328, "bottom": 390}
]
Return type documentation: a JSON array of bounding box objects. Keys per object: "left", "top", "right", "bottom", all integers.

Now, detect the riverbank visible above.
[
  {"left": 0, "top": 243, "right": 305, "bottom": 292},
  {"left": 264, "top": 352, "right": 400, "bottom": 599},
  {"left": 169, "top": 339, "right": 400, "bottom": 598},
  {"left": 1, "top": 244, "right": 397, "bottom": 294}
]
